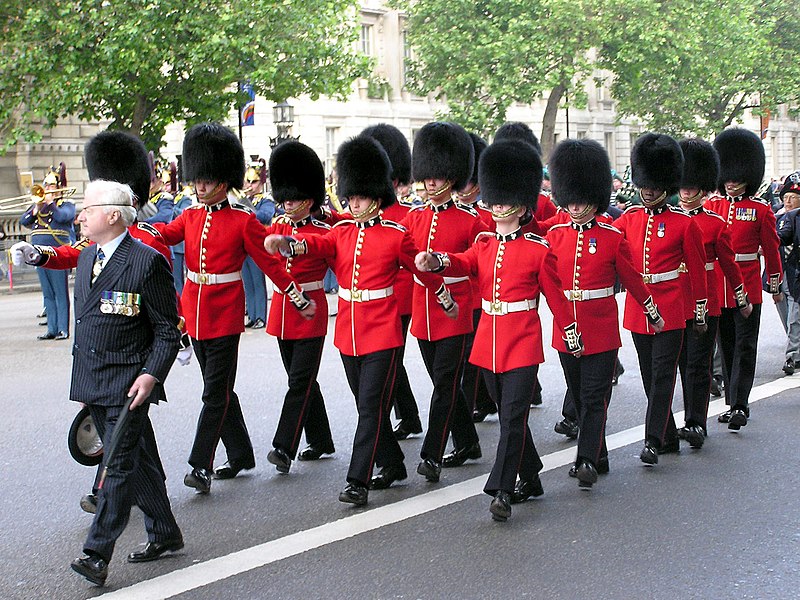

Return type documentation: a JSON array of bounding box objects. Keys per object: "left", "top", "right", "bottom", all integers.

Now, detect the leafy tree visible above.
[
  {"left": 0, "top": 0, "right": 368, "bottom": 152},
  {"left": 597, "top": 0, "right": 800, "bottom": 137},
  {"left": 397, "top": 0, "right": 600, "bottom": 158}
]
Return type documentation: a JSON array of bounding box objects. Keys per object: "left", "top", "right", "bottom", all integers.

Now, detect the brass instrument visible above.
[{"left": 0, "top": 183, "right": 76, "bottom": 211}]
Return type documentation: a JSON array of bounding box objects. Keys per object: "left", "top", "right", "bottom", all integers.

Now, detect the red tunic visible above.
[
  {"left": 297, "top": 216, "right": 446, "bottom": 356},
  {"left": 547, "top": 220, "right": 655, "bottom": 354},
  {"left": 614, "top": 205, "right": 707, "bottom": 334},
  {"left": 402, "top": 199, "right": 485, "bottom": 341},
  {"left": 705, "top": 195, "right": 782, "bottom": 306},
  {"left": 156, "top": 200, "right": 296, "bottom": 340},
  {"left": 379, "top": 201, "right": 414, "bottom": 316},
  {"left": 265, "top": 215, "right": 331, "bottom": 340},
  {"left": 439, "top": 230, "right": 575, "bottom": 372}
]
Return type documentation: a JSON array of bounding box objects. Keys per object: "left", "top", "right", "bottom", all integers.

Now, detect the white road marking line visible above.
[{"left": 98, "top": 375, "right": 800, "bottom": 599}]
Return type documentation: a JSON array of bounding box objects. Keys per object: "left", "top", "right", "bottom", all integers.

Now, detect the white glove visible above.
[{"left": 10, "top": 241, "right": 41, "bottom": 266}]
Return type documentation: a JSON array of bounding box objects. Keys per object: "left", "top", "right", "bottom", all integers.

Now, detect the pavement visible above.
[{"left": 0, "top": 289, "right": 797, "bottom": 600}]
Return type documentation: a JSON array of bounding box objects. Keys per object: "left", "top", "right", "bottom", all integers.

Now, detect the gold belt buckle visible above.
[
  {"left": 351, "top": 288, "right": 362, "bottom": 302},
  {"left": 490, "top": 301, "right": 503, "bottom": 315},
  {"left": 642, "top": 274, "right": 652, "bottom": 284},
  {"left": 569, "top": 289, "right": 583, "bottom": 301},
  {"left": 198, "top": 273, "right": 208, "bottom": 284}
]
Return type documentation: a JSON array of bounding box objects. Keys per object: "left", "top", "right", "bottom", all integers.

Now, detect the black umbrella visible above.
[{"left": 97, "top": 395, "right": 136, "bottom": 490}]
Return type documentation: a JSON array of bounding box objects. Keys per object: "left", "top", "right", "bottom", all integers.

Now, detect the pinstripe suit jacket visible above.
[{"left": 70, "top": 233, "right": 180, "bottom": 406}]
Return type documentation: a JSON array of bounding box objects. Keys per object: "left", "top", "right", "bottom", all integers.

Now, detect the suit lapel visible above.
[{"left": 77, "top": 234, "right": 135, "bottom": 318}]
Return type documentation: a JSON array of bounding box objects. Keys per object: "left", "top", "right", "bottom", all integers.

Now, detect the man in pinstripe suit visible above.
[{"left": 69, "top": 180, "right": 183, "bottom": 586}]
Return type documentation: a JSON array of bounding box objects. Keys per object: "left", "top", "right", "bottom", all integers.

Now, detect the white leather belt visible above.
[
  {"left": 481, "top": 298, "right": 537, "bottom": 315},
  {"left": 187, "top": 270, "right": 242, "bottom": 285},
  {"left": 563, "top": 286, "right": 615, "bottom": 301},
  {"left": 414, "top": 275, "right": 469, "bottom": 285},
  {"left": 642, "top": 268, "right": 681, "bottom": 284},
  {"left": 705, "top": 262, "right": 715, "bottom": 271},
  {"left": 735, "top": 252, "right": 758, "bottom": 262},
  {"left": 339, "top": 286, "right": 394, "bottom": 302},
  {"left": 274, "top": 280, "right": 324, "bottom": 293}
]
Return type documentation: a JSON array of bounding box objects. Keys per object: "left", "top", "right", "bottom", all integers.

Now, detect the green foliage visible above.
[
  {"left": 0, "top": 0, "right": 369, "bottom": 152},
  {"left": 597, "top": 0, "right": 800, "bottom": 137}
]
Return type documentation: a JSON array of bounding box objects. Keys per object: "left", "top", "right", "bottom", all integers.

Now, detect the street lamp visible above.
[{"left": 270, "top": 101, "right": 296, "bottom": 148}]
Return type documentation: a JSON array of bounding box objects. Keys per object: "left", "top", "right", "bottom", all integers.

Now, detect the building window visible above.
[
  {"left": 360, "top": 24, "right": 373, "bottom": 56},
  {"left": 605, "top": 132, "right": 616, "bottom": 164},
  {"left": 553, "top": 133, "right": 561, "bottom": 146},
  {"left": 325, "top": 127, "right": 339, "bottom": 174},
  {"left": 771, "top": 135, "right": 778, "bottom": 178},
  {"left": 402, "top": 29, "right": 412, "bottom": 87},
  {"left": 793, "top": 136, "right": 798, "bottom": 170},
  {"left": 577, "top": 130, "right": 587, "bottom": 140}
]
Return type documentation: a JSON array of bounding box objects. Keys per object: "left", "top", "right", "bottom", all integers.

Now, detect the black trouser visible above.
[
  {"left": 463, "top": 309, "right": 496, "bottom": 413},
  {"left": 91, "top": 417, "right": 165, "bottom": 495},
  {"left": 631, "top": 329, "right": 684, "bottom": 448},
  {"left": 418, "top": 334, "right": 479, "bottom": 461},
  {"left": 189, "top": 334, "right": 254, "bottom": 471},
  {"left": 273, "top": 336, "right": 334, "bottom": 458},
  {"left": 559, "top": 349, "right": 617, "bottom": 465},
  {"left": 341, "top": 348, "right": 404, "bottom": 486},
  {"left": 482, "top": 366, "right": 543, "bottom": 495},
  {"left": 392, "top": 314, "right": 421, "bottom": 424},
  {"left": 85, "top": 403, "right": 180, "bottom": 562},
  {"left": 677, "top": 316, "right": 719, "bottom": 429},
  {"left": 719, "top": 304, "right": 762, "bottom": 412}
]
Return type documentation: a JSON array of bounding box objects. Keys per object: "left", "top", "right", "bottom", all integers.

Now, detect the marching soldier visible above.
[
  {"left": 674, "top": 138, "right": 751, "bottom": 448},
  {"left": 403, "top": 121, "right": 483, "bottom": 483},
  {"left": 613, "top": 133, "right": 708, "bottom": 464},
  {"left": 241, "top": 159, "right": 274, "bottom": 329},
  {"left": 20, "top": 164, "right": 75, "bottom": 340},
  {"left": 361, "top": 123, "right": 423, "bottom": 440},
  {"left": 707, "top": 128, "right": 782, "bottom": 430},
  {"left": 265, "top": 135, "right": 457, "bottom": 505},
  {"left": 259, "top": 141, "right": 335, "bottom": 475},
  {"left": 454, "top": 132, "right": 497, "bottom": 422},
  {"left": 547, "top": 139, "right": 664, "bottom": 486},
  {"left": 416, "top": 139, "right": 583, "bottom": 520},
  {"left": 156, "top": 123, "right": 314, "bottom": 493}
]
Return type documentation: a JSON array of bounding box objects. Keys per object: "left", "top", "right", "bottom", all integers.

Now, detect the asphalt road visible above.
[{"left": 0, "top": 289, "right": 797, "bottom": 600}]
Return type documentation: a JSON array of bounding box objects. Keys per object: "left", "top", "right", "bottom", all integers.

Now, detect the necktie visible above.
[{"left": 92, "top": 248, "right": 105, "bottom": 285}]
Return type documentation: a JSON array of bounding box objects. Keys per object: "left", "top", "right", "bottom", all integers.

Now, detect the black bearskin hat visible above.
[
  {"left": 549, "top": 139, "right": 612, "bottom": 213},
  {"left": 467, "top": 133, "right": 488, "bottom": 187},
  {"left": 268, "top": 141, "right": 325, "bottom": 211},
  {"left": 336, "top": 136, "right": 396, "bottom": 207},
  {"left": 679, "top": 138, "right": 719, "bottom": 193},
  {"left": 713, "top": 128, "right": 765, "bottom": 196},
  {"left": 85, "top": 131, "right": 151, "bottom": 208},
  {"left": 479, "top": 140, "right": 542, "bottom": 209},
  {"left": 494, "top": 122, "right": 542, "bottom": 156},
  {"left": 182, "top": 122, "right": 245, "bottom": 190},
  {"left": 361, "top": 124, "right": 412, "bottom": 186},
  {"left": 411, "top": 121, "right": 474, "bottom": 191},
  {"left": 631, "top": 133, "right": 683, "bottom": 195}
]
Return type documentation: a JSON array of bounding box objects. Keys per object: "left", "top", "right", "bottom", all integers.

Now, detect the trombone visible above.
[{"left": 0, "top": 183, "right": 77, "bottom": 211}]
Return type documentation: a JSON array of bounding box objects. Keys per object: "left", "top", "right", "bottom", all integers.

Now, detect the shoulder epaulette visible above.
[
  {"left": 597, "top": 222, "right": 622, "bottom": 234},
  {"left": 381, "top": 219, "right": 406, "bottom": 232},
  {"left": 71, "top": 237, "right": 92, "bottom": 251},
  {"left": 186, "top": 203, "right": 205, "bottom": 211},
  {"left": 136, "top": 222, "right": 162, "bottom": 237},
  {"left": 751, "top": 196, "right": 770, "bottom": 206},
  {"left": 702, "top": 209, "right": 726, "bottom": 223},
  {"left": 549, "top": 222, "right": 571, "bottom": 231},
  {"left": 273, "top": 214, "right": 292, "bottom": 225},
  {"left": 455, "top": 203, "right": 479, "bottom": 217},
  {"left": 474, "top": 231, "right": 495, "bottom": 244},
  {"left": 623, "top": 205, "right": 644, "bottom": 214},
  {"left": 523, "top": 232, "right": 549, "bottom": 247},
  {"left": 310, "top": 218, "right": 331, "bottom": 230},
  {"left": 230, "top": 203, "right": 252, "bottom": 214},
  {"left": 332, "top": 219, "right": 355, "bottom": 229}
]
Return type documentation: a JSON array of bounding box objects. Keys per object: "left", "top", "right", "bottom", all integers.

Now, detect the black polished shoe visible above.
[
  {"left": 612, "top": 361, "right": 625, "bottom": 385},
  {"left": 710, "top": 376, "right": 724, "bottom": 398},
  {"left": 370, "top": 464, "right": 408, "bottom": 490},
  {"left": 297, "top": 444, "right": 335, "bottom": 461},
  {"left": 640, "top": 441, "right": 658, "bottom": 465},
  {"left": 683, "top": 425, "right": 705, "bottom": 449},
  {"left": 39, "top": 321, "right": 48, "bottom": 326},
  {"left": 554, "top": 418, "right": 579, "bottom": 439},
  {"left": 576, "top": 459, "right": 598, "bottom": 489},
  {"left": 490, "top": 491, "right": 512, "bottom": 522},
  {"left": 54, "top": 331, "right": 69, "bottom": 340},
  {"left": 267, "top": 447, "right": 292, "bottom": 473},
  {"left": 728, "top": 408, "right": 748, "bottom": 430},
  {"left": 597, "top": 456, "right": 610, "bottom": 474},
  {"left": 416, "top": 458, "right": 442, "bottom": 482},
  {"left": 251, "top": 318, "right": 265, "bottom": 330},
  {"left": 511, "top": 475, "right": 544, "bottom": 503},
  {"left": 184, "top": 468, "right": 212, "bottom": 493},
  {"left": 338, "top": 482, "right": 368, "bottom": 505},
  {"left": 244, "top": 319, "right": 255, "bottom": 328},
  {"left": 80, "top": 493, "right": 97, "bottom": 514},
  {"left": 71, "top": 554, "right": 108, "bottom": 586},
  {"left": 213, "top": 459, "right": 256, "bottom": 479},
  {"left": 393, "top": 418, "right": 423, "bottom": 440},
  {"left": 531, "top": 389, "right": 543, "bottom": 406},
  {"left": 37, "top": 332, "right": 57, "bottom": 340},
  {"left": 127, "top": 538, "right": 184, "bottom": 563},
  {"left": 657, "top": 438, "right": 680, "bottom": 455},
  {"left": 783, "top": 358, "right": 795, "bottom": 375},
  {"left": 718, "top": 409, "right": 732, "bottom": 423},
  {"left": 472, "top": 407, "right": 491, "bottom": 423},
  {"left": 441, "top": 442, "right": 482, "bottom": 468}
]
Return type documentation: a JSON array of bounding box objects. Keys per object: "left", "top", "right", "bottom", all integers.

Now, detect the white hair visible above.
[{"left": 85, "top": 179, "right": 138, "bottom": 226}]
